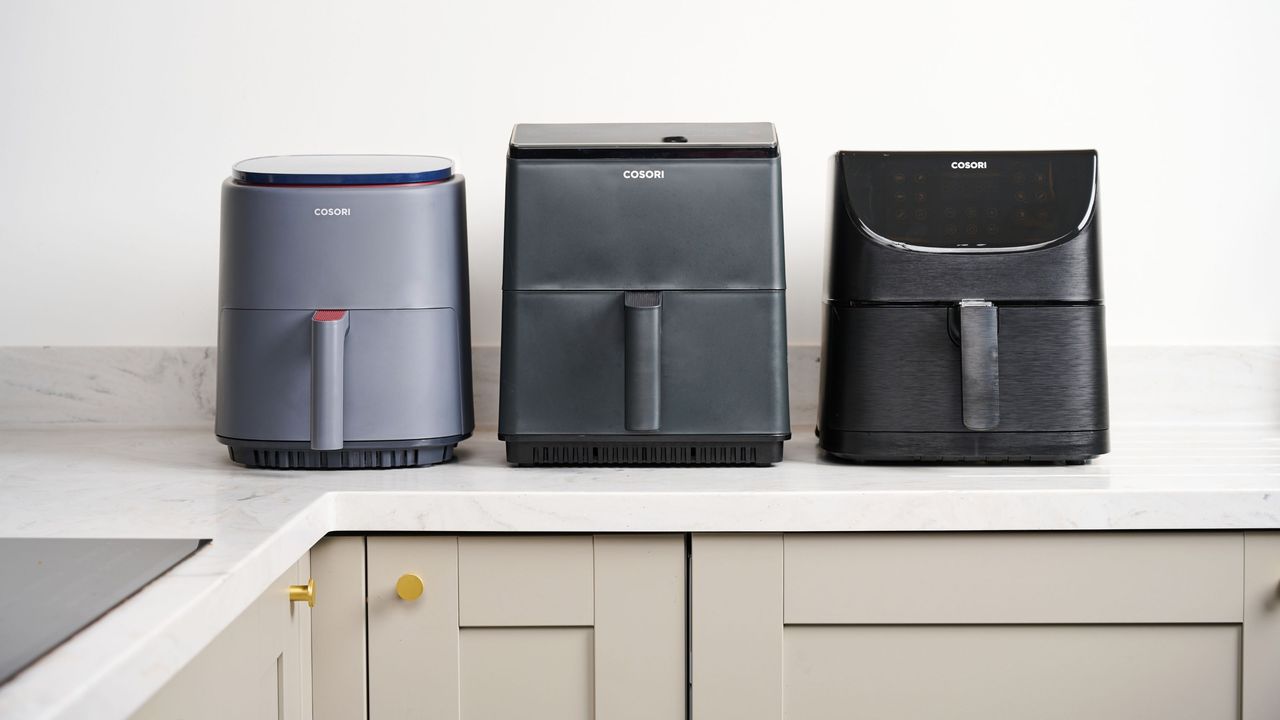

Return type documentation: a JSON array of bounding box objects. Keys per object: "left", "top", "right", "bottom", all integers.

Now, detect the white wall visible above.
[{"left": 1, "top": 0, "right": 1275, "bottom": 347}]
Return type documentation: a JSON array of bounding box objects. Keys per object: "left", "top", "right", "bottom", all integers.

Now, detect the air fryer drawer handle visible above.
[
  {"left": 624, "top": 292, "right": 662, "bottom": 432},
  {"left": 311, "top": 310, "right": 350, "bottom": 451},
  {"left": 959, "top": 300, "right": 1000, "bottom": 431}
]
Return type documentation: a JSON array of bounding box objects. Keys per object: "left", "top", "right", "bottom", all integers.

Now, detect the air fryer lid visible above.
[
  {"left": 232, "top": 155, "right": 454, "bottom": 186},
  {"left": 842, "top": 151, "right": 1096, "bottom": 251},
  {"left": 511, "top": 123, "right": 778, "bottom": 158}
]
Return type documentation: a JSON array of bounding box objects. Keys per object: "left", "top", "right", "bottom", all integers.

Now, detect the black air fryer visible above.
[
  {"left": 818, "top": 150, "right": 1108, "bottom": 463},
  {"left": 498, "top": 122, "right": 791, "bottom": 466}
]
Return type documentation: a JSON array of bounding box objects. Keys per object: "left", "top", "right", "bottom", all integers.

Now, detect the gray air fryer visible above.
[
  {"left": 499, "top": 123, "right": 790, "bottom": 466},
  {"left": 216, "top": 155, "right": 474, "bottom": 469},
  {"left": 818, "top": 150, "right": 1108, "bottom": 463}
]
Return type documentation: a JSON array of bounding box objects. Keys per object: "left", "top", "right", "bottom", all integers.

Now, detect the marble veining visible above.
[
  {"left": 0, "top": 343, "right": 1278, "bottom": 719},
  {"left": 0, "top": 426, "right": 1278, "bottom": 719},
  {"left": 0, "top": 347, "right": 217, "bottom": 426},
  {"left": 3, "top": 345, "right": 1277, "bottom": 428}
]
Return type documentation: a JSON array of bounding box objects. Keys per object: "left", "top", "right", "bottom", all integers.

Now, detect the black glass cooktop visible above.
[{"left": 0, "top": 538, "right": 206, "bottom": 685}]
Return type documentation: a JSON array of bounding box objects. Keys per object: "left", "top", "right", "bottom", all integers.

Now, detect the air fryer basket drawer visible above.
[
  {"left": 216, "top": 308, "right": 466, "bottom": 442},
  {"left": 819, "top": 304, "right": 1108, "bottom": 433},
  {"left": 499, "top": 290, "right": 789, "bottom": 436}
]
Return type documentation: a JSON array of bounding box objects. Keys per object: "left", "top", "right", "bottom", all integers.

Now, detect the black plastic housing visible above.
[
  {"left": 499, "top": 123, "right": 791, "bottom": 466},
  {"left": 818, "top": 151, "right": 1109, "bottom": 463}
]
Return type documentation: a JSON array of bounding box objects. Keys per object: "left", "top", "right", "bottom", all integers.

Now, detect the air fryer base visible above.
[
  {"left": 219, "top": 435, "right": 469, "bottom": 470},
  {"left": 502, "top": 435, "right": 789, "bottom": 467},
  {"left": 817, "top": 429, "right": 1108, "bottom": 465}
]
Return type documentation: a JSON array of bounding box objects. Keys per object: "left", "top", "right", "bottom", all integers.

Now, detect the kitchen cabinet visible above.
[
  {"left": 127, "top": 531, "right": 1280, "bottom": 720},
  {"left": 132, "top": 555, "right": 311, "bottom": 720},
  {"left": 312, "top": 534, "right": 686, "bottom": 720},
  {"left": 691, "top": 532, "right": 1280, "bottom": 720}
]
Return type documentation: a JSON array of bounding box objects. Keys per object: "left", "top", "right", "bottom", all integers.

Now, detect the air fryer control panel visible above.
[{"left": 842, "top": 151, "right": 1096, "bottom": 251}]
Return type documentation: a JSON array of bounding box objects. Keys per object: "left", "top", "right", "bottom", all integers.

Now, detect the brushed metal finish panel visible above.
[{"left": 819, "top": 304, "right": 1108, "bottom": 433}]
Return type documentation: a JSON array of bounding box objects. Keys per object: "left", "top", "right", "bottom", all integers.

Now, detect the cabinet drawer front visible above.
[
  {"left": 785, "top": 532, "right": 1243, "bottom": 624},
  {"left": 784, "top": 625, "right": 1240, "bottom": 720},
  {"left": 458, "top": 536, "right": 594, "bottom": 627}
]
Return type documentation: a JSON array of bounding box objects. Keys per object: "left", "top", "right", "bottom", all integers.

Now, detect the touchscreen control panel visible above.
[{"left": 842, "top": 151, "right": 1096, "bottom": 251}]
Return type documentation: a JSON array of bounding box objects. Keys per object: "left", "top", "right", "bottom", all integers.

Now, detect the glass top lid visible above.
[
  {"left": 232, "top": 154, "right": 454, "bottom": 186},
  {"left": 841, "top": 151, "right": 1097, "bottom": 252}
]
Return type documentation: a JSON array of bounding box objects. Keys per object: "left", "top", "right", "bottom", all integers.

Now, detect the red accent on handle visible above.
[{"left": 313, "top": 310, "right": 348, "bottom": 322}]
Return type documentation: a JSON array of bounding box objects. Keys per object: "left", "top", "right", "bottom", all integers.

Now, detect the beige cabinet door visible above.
[
  {"left": 693, "top": 532, "right": 1250, "bottom": 720},
  {"left": 133, "top": 554, "right": 312, "bottom": 720},
  {"left": 314, "top": 534, "right": 686, "bottom": 720},
  {"left": 1244, "top": 532, "right": 1280, "bottom": 719}
]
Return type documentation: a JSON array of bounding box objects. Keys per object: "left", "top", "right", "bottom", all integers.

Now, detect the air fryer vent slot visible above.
[
  {"left": 228, "top": 446, "right": 453, "bottom": 469},
  {"left": 507, "top": 441, "right": 783, "bottom": 467}
]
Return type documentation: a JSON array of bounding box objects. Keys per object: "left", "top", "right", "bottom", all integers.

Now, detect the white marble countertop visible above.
[{"left": 2, "top": 424, "right": 1280, "bottom": 718}]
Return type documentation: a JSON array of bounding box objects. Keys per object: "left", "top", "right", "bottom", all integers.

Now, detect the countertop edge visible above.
[
  {"left": 0, "top": 495, "right": 336, "bottom": 720},
  {"left": 18, "top": 489, "right": 1280, "bottom": 720},
  {"left": 1, "top": 422, "right": 1278, "bottom": 719}
]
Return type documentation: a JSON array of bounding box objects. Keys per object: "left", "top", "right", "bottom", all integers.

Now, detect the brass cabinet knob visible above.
[
  {"left": 289, "top": 578, "right": 315, "bottom": 607},
  {"left": 396, "top": 573, "right": 425, "bottom": 601}
]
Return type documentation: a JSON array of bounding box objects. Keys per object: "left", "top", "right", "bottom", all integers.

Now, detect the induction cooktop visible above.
[{"left": 0, "top": 538, "right": 207, "bottom": 685}]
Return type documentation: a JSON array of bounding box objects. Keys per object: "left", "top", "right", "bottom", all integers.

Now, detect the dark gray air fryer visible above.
[
  {"left": 216, "top": 155, "right": 474, "bottom": 468},
  {"left": 818, "top": 150, "right": 1108, "bottom": 463},
  {"left": 499, "top": 123, "right": 790, "bottom": 466}
]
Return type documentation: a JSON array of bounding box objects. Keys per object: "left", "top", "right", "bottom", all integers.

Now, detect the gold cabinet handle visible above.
[
  {"left": 289, "top": 578, "right": 315, "bottom": 607},
  {"left": 396, "top": 573, "right": 425, "bottom": 601}
]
